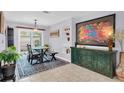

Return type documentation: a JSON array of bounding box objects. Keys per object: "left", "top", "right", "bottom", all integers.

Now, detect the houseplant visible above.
[
  {"left": 44, "top": 44, "right": 49, "bottom": 48},
  {"left": 0, "top": 46, "right": 20, "bottom": 81},
  {"left": 44, "top": 44, "right": 49, "bottom": 51}
]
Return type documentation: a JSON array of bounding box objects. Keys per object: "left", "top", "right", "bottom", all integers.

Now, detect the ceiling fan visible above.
[{"left": 16, "top": 19, "right": 46, "bottom": 31}]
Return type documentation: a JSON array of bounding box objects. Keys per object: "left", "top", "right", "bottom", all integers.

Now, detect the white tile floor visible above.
[{"left": 18, "top": 64, "right": 120, "bottom": 82}]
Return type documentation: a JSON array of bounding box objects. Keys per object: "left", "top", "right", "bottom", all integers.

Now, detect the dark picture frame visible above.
[{"left": 76, "top": 14, "right": 115, "bottom": 47}]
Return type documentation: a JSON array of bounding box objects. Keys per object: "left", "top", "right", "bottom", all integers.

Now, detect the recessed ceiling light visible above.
[{"left": 42, "top": 11, "right": 50, "bottom": 14}]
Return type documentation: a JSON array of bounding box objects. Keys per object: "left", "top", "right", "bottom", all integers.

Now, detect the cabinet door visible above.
[
  {"left": 78, "top": 49, "right": 93, "bottom": 69},
  {"left": 90, "top": 51, "right": 98, "bottom": 71},
  {"left": 82, "top": 50, "right": 92, "bottom": 69},
  {"left": 86, "top": 50, "right": 94, "bottom": 69},
  {"left": 78, "top": 49, "right": 86, "bottom": 66},
  {"left": 71, "top": 48, "right": 79, "bottom": 65},
  {"left": 96, "top": 52, "right": 111, "bottom": 77}
]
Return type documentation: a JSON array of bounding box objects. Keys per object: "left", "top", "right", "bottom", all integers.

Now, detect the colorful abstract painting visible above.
[{"left": 76, "top": 14, "right": 115, "bottom": 46}]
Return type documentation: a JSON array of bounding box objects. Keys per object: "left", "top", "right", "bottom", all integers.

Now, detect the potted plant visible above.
[
  {"left": 44, "top": 44, "right": 49, "bottom": 52},
  {"left": 44, "top": 44, "right": 49, "bottom": 48},
  {"left": 0, "top": 46, "right": 20, "bottom": 81}
]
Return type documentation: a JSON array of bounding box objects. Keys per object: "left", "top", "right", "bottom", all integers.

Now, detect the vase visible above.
[{"left": 108, "top": 38, "right": 113, "bottom": 52}]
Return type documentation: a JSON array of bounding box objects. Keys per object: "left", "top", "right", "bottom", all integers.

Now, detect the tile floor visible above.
[{"left": 19, "top": 64, "right": 120, "bottom": 82}]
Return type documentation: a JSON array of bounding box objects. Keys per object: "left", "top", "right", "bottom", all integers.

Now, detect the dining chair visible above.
[{"left": 27, "top": 44, "right": 41, "bottom": 64}]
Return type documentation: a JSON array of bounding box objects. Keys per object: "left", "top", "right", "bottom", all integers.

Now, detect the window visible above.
[
  {"left": 32, "top": 32, "right": 41, "bottom": 47},
  {"left": 20, "top": 31, "right": 31, "bottom": 52},
  {"left": 20, "top": 30, "right": 42, "bottom": 52}
]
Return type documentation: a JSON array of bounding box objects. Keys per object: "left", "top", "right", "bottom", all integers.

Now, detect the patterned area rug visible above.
[
  {"left": 19, "top": 64, "right": 119, "bottom": 82},
  {"left": 17, "top": 55, "right": 69, "bottom": 79}
]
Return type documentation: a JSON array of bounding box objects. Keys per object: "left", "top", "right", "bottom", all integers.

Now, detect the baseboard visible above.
[{"left": 56, "top": 56, "right": 71, "bottom": 63}]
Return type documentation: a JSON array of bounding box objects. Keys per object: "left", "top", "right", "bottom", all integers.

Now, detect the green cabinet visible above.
[{"left": 71, "top": 47, "right": 117, "bottom": 78}]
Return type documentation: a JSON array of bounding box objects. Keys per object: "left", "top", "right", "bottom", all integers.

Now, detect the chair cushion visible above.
[
  {"left": 33, "top": 52, "right": 41, "bottom": 55},
  {"left": 50, "top": 51, "right": 58, "bottom": 54}
]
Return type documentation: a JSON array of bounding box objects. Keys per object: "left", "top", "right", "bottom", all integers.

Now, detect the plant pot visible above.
[
  {"left": 0, "top": 68, "right": 3, "bottom": 80},
  {"left": 1, "top": 64, "right": 16, "bottom": 81}
]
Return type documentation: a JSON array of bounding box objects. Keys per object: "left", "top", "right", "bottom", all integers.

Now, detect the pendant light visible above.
[{"left": 34, "top": 19, "right": 38, "bottom": 31}]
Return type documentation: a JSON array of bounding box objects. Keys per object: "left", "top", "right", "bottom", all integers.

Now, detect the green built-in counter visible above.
[{"left": 71, "top": 47, "right": 117, "bottom": 78}]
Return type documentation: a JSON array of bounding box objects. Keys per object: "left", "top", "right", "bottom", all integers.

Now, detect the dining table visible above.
[{"left": 32, "top": 46, "right": 49, "bottom": 63}]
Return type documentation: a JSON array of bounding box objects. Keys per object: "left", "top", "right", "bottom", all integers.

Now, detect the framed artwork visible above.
[
  {"left": 76, "top": 14, "right": 115, "bottom": 47},
  {"left": 50, "top": 30, "right": 59, "bottom": 38}
]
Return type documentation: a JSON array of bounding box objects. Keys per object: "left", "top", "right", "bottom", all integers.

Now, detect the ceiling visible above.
[{"left": 4, "top": 11, "right": 96, "bottom": 26}]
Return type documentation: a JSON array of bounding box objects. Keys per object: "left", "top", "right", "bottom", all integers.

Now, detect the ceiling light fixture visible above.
[{"left": 34, "top": 19, "right": 38, "bottom": 31}]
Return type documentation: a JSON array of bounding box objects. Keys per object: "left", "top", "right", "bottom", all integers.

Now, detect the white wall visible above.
[
  {"left": 6, "top": 21, "right": 49, "bottom": 52},
  {"left": 42, "top": 27, "right": 49, "bottom": 46},
  {"left": 72, "top": 11, "right": 124, "bottom": 50},
  {"left": 49, "top": 11, "right": 124, "bottom": 64},
  {"left": 49, "top": 19, "right": 72, "bottom": 62}
]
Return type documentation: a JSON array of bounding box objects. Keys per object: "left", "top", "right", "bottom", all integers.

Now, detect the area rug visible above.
[
  {"left": 16, "top": 55, "right": 69, "bottom": 79},
  {"left": 19, "top": 64, "right": 119, "bottom": 82}
]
